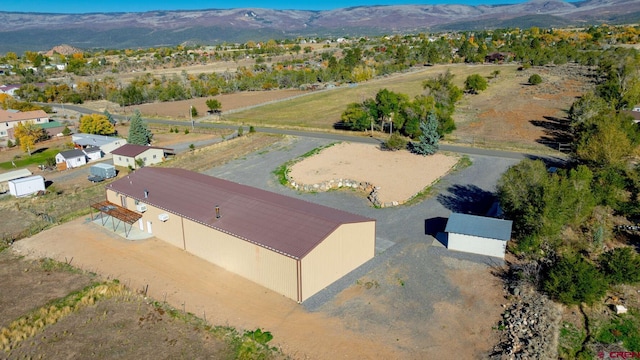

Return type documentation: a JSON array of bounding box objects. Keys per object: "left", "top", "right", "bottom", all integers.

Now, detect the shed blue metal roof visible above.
[{"left": 444, "top": 213, "right": 512, "bottom": 241}]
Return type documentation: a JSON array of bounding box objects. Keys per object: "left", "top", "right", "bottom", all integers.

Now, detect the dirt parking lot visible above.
[{"left": 12, "top": 216, "right": 504, "bottom": 359}]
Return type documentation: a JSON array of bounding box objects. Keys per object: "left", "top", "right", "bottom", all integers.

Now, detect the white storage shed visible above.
[
  {"left": 0, "top": 168, "right": 32, "bottom": 193},
  {"left": 445, "top": 213, "right": 512, "bottom": 259},
  {"left": 8, "top": 175, "right": 45, "bottom": 197}
]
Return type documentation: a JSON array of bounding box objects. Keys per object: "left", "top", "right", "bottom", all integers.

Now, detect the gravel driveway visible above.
[
  {"left": 203, "top": 135, "right": 521, "bottom": 357},
  {"left": 204, "top": 136, "right": 519, "bottom": 291}
]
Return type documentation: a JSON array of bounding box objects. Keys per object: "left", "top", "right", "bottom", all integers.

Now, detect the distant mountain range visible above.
[{"left": 1, "top": 0, "right": 639, "bottom": 53}]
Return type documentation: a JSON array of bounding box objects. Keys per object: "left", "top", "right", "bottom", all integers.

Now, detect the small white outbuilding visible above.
[
  {"left": 8, "top": 175, "right": 45, "bottom": 197},
  {"left": 445, "top": 213, "right": 513, "bottom": 259},
  {"left": 0, "top": 168, "right": 32, "bottom": 193}
]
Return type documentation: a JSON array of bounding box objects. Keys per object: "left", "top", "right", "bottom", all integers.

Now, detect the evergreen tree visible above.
[
  {"left": 127, "top": 110, "right": 153, "bottom": 145},
  {"left": 411, "top": 111, "right": 439, "bottom": 155},
  {"left": 103, "top": 110, "right": 116, "bottom": 125}
]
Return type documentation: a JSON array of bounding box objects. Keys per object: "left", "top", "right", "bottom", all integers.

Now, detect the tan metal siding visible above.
[
  {"left": 105, "top": 190, "right": 185, "bottom": 248},
  {"left": 141, "top": 204, "right": 184, "bottom": 249},
  {"left": 140, "top": 148, "right": 165, "bottom": 167},
  {"left": 112, "top": 155, "right": 133, "bottom": 168},
  {"left": 300, "top": 221, "right": 375, "bottom": 301},
  {"left": 106, "top": 189, "right": 118, "bottom": 204},
  {"left": 183, "top": 220, "right": 298, "bottom": 301}
]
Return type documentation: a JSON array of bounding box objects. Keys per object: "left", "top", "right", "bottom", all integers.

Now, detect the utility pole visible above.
[{"left": 190, "top": 105, "right": 194, "bottom": 129}]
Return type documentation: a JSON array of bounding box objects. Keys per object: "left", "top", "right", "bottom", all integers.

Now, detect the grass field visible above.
[
  {"left": 225, "top": 64, "right": 513, "bottom": 130},
  {"left": 0, "top": 148, "right": 59, "bottom": 170}
]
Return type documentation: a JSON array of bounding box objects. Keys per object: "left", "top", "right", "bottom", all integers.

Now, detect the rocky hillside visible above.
[{"left": 0, "top": 0, "right": 639, "bottom": 53}]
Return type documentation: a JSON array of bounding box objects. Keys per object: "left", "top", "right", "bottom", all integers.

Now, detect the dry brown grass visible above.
[
  {"left": 159, "top": 132, "right": 283, "bottom": 172},
  {"left": 0, "top": 281, "right": 129, "bottom": 352},
  {"left": 224, "top": 64, "right": 515, "bottom": 130}
]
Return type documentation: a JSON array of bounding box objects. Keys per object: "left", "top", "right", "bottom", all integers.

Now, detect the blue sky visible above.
[{"left": 4, "top": 0, "right": 577, "bottom": 13}]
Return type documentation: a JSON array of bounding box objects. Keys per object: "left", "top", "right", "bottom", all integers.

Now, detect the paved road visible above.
[{"left": 58, "top": 103, "right": 566, "bottom": 163}]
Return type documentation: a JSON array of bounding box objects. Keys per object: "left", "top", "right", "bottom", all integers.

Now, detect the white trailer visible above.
[
  {"left": 8, "top": 175, "right": 45, "bottom": 197},
  {"left": 0, "top": 169, "right": 33, "bottom": 193}
]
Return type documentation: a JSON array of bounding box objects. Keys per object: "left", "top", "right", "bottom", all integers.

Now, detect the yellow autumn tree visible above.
[
  {"left": 14, "top": 121, "right": 46, "bottom": 155},
  {"left": 351, "top": 65, "right": 376, "bottom": 82},
  {"left": 79, "top": 113, "right": 115, "bottom": 135},
  {"left": 0, "top": 93, "right": 13, "bottom": 109}
]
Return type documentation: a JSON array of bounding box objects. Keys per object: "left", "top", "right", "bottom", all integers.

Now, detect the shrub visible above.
[
  {"left": 383, "top": 133, "right": 408, "bottom": 151},
  {"left": 596, "top": 312, "right": 640, "bottom": 351},
  {"left": 6, "top": 139, "right": 14, "bottom": 148},
  {"left": 529, "top": 74, "right": 543, "bottom": 85},
  {"left": 464, "top": 73, "right": 488, "bottom": 93},
  {"left": 184, "top": 128, "right": 189, "bottom": 135},
  {"left": 599, "top": 247, "right": 640, "bottom": 285},
  {"left": 237, "top": 126, "right": 244, "bottom": 137},
  {"left": 542, "top": 253, "right": 607, "bottom": 305},
  {"left": 249, "top": 126, "right": 255, "bottom": 133}
]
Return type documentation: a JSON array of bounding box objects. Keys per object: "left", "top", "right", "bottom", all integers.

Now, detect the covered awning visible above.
[{"left": 90, "top": 200, "right": 142, "bottom": 238}]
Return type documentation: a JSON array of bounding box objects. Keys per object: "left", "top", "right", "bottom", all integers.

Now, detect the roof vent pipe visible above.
[
  {"left": 215, "top": 205, "right": 221, "bottom": 219},
  {"left": 144, "top": 189, "right": 149, "bottom": 199}
]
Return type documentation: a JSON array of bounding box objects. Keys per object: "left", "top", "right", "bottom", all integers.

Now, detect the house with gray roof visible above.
[
  {"left": 99, "top": 167, "right": 376, "bottom": 303},
  {"left": 55, "top": 149, "right": 87, "bottom": 170},
  {"left": 83, "top": 146, "right": 103, "bottom": 162},
  {"left": 444, "top": 213, "right": 512, "bottom": 258}
]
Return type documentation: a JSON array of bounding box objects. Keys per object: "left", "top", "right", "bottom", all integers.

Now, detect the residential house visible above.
[
  {"left": 55, "top": 149, "right": 87, "bottom": 170},
  {"left": 38, "top": 120, "right": 66, "bottom": 138},
  {"left": 72, "top": 133, "right": 127, "bottom": 154},
  {"left": 622, "top": 105, "right": 640, "bottom": 124},
  {"left": 111, "top": 144, "right": 170, "bottom": 169},
  {"left": 0, "top": 84, "right": 20, "bottom": 97},
  {"left": 0, "top": 109, "right": 50, "bottom": 140},
  {"left": 83, "top": 146, "right": 103, "bottom": 162}
]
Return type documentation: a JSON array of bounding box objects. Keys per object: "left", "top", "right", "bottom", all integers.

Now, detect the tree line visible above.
[
  {"left": 2, "top": 24, "right": 640, "bottom": 108},
  {"left": 497, "top": 47, "right": 640, "bottom": 308}
]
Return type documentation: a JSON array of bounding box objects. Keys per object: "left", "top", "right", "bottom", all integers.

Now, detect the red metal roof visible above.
[
  {"left": 111, "top": 144, "right": 169, "bottom": 157},
  {"left": 107, "top": 167, "right": 374, "bottom": 259}
]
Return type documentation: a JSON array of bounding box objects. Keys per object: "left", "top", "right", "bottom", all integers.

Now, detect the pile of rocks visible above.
[
  {"left": 491, "top": 285, "right": 562, "bottom": 360},
  {"left": 290, "top": 178, "right": 402, "bottom": 208}
]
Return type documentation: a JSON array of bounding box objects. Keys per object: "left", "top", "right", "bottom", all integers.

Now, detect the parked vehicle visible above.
[{"left": 88, "top": 163, "right": 116, "bottom": 183}]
